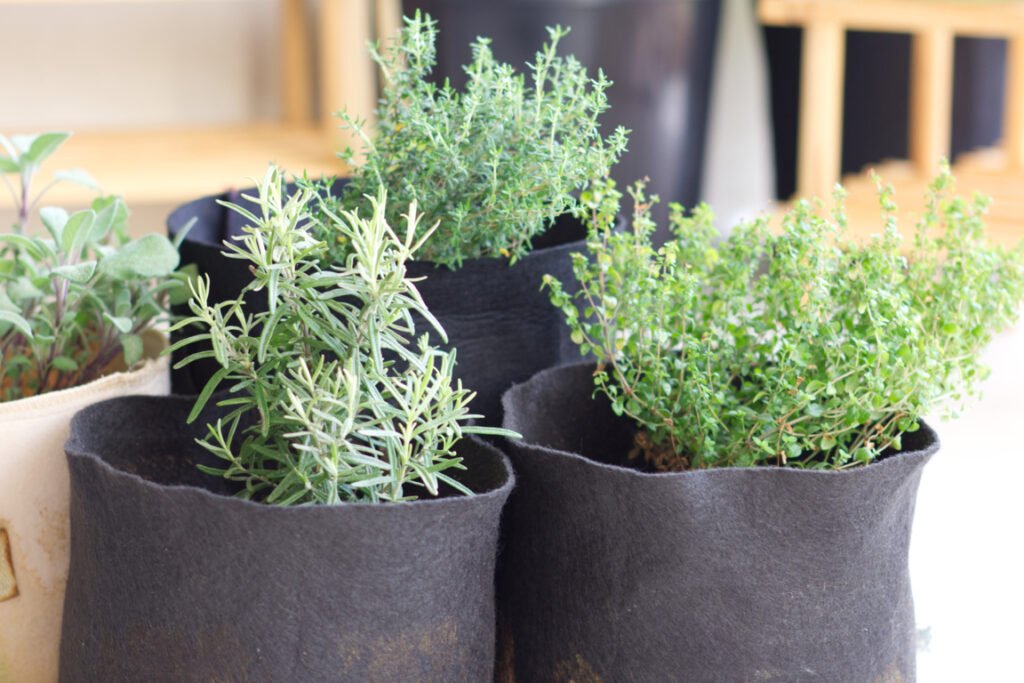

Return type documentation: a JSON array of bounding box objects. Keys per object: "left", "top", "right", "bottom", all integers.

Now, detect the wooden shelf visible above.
[
  {"left": 0, "top": 1, "right": 396, "bottom": 213},
  {"left": 760, "top": 0, "right": 1024, "bottom": 38},
  {"left": 0, "top": 125, "right": 348, "bottom": 209},
  {"left": 768, "top": 154, "right": 1024, "bottom": 249},
  {"left": 759, "top": 0, "right": 1024, "bottom": 199},
  {"left": 0, "top": 0, "right": 247, "bottom": 4}
]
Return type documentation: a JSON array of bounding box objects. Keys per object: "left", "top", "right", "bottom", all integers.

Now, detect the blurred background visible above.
[
  {"left": 1, "top": 1, "right": 1022, "bottom": 680},
  {"left": 0, "top": 0, "right": 770, "bottom": 232}
]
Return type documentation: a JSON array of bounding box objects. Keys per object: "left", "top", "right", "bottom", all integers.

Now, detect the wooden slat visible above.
[
  {"left": 770, "top": 156, "right": 1024, "bottom": 249},
  {"left": 319, "top": 0, "right": 377, "bottom": 158},
  {"left": 280, "top": 0, "right": 313, "bottom": 124},
  {"left": 0, "top": 125, "right": 347, "bottom": 208},
  {"left": 909, "top": 28, "right": 954, "bottom": 175},
  {"left": 796, "top": 19, "right": 845, "bottom": 199},
  {"left": 1004, "top": 36, "right": 1024, "bottom": 169},
  {"left": 374, "top": 0, "right": 402, "bottom": 49},
  {"left": 0, "top": 0, "right": 247, "bottom": 4},
  {"left": 760, "top": 0, "right": 1024, "bottom": 39}
]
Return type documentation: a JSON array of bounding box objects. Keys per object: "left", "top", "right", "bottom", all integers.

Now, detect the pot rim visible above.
[
  {"left": 65, "top": 393, "right": 515, "bottom": 515},
  {"left": 503, "top": 361, "right": 940, "bottom": 481},
  {"left": 0, "top": 329, "right": 169, "bottom": 421},
  {"left": 166, "top": 177, "right": 595, "bottom": 272}
]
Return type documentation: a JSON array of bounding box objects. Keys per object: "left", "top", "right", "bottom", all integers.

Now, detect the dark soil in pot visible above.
[
  {"left": 168, "top": 182, "right": 591, "bottom": 426},
  {"left": 60, "top": 394, "right": 514, "bottom": 683},
  {"left": 497, "top": 362, "right": 938, "bottom": 683}
]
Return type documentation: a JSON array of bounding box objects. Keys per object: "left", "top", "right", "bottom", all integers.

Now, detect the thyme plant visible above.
[
  {"left": 547, "top": 171, "right": 1024, "bottom": 470},
  {"left": 172, "top": 167, "right": 511, "bottom": 505},
  {"left": 333, "top": 11, "right": 629, "bottom": 268},
  {"left": 1, "top": 132, "right": 184, "bottom": 401}
]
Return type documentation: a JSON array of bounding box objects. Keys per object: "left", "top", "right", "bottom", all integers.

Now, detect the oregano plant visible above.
[
  {"left": 547, "top": 169, "right": 1024, "bottom": 470},
  {"left": 331, "top": 10, "right": 629, "bottom": 268},
  {"left": 1, "top": 131, "right": 186, "bottom": 402},
  {"left": 172, "top": 167, "right": 513, "bottom": 505}
]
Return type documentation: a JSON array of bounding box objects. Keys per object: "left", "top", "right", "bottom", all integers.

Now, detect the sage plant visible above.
[{"left": 1, "top": 132, "right": 185, "bottom": 401}]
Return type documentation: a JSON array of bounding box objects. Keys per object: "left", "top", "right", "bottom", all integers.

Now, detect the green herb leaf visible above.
[
  {"left": 60, "top": 209, "right": 96, "bottom": 256},
  {"left": 120, "top": 334, "right": 144, "bottom": 367},
  {"left": 103, "top": 313, "right": 134, "bottom": 333},
  {"left": 23, "top": 131, "right": 70, "bottom": 166},
  {"left": 0, "top": 310, "right": 32, "bottom": 338},
  {"left": 51, "top": 260, "right": 97, "bottom": 283},
  {"left": 53, "top": 168, "right": 100, "bottom": 190},
  {"left": 99, "top": 234, "right": 180, "bottom": 279},
  {"left": 51, "top": 355, "right": 79, "bottom": 372},
  {"left": 39, "top": 207, "right": 69, "bottom": 243}
]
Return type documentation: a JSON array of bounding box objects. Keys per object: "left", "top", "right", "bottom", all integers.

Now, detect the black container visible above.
[
  {"left": 404, "top": 0, "right": 721, "bottom": 226},
  {"left": 498, "top": 362, "right": 938, "bottom": 682},
  {"left": 60, "top": 395, "right": 514, "bottom": 682},
  {"left": 168, "top": 183, "right": 591, "bottom": 426}
]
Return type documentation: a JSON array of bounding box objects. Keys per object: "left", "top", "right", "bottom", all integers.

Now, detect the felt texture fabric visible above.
[
  {"left": 60, "top": 394, "right": 514, "bottom": 683},
  {"left": 0, "top": 331, "right": 169, "bottom": 683},
  {"left": 498, "top": 362, "right": 938, "bottom": 683},
  {"left": 167, "top": 182, "right": 589, "bottom": 426}
]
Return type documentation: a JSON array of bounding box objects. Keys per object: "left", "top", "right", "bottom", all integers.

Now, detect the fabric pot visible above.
[
  {"left": 498, "top": 362, "right": 938, "bottom": 683},
  {"left": 60, "top": 394, "right": 514, "bottom": 682},
  {"left": 0, "top": 331, "right": 169, "bottom": 683},
  {"left": 167, "top": 182, "right": 590, "bottom": 425}
]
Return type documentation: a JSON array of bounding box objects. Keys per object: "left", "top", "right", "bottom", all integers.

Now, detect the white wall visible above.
[{"left": 0, "top": 0, "right": 280, "bottom": 130}]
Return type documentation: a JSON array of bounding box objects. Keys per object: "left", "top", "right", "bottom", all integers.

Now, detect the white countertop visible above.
[{"left": 913, "top": 319, "right": 1024, "bottom": 682}]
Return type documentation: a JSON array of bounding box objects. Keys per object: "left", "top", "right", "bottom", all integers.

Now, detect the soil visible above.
[{"left": 627, "top": 430, "right": 690, "bottom": 472}]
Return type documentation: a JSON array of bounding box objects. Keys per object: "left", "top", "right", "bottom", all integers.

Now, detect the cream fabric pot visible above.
[{"left": 0, "top": 332, "right": 169, "bottom": 683}]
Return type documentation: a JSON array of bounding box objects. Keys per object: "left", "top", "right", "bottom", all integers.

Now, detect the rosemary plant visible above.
[
  {"left": 547, "top": 170, "right": 1024, "bottom": 470},
  {"left": 172, "top": 167, "right": 512, "bottom": 505},
  {"left": 1, "top": 131, "right": 185, "bottom": 401},
  {"left": 333, "top": 11, "right": 629, "bottom": 268}
]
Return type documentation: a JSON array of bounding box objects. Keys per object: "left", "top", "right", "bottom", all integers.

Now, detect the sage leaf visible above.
[
  {"left": 99, "top": 234, "right": 180, "bottom": 279},
  {"left": 23, "top": 131, "right": 70, "bottom": 166},
  {"left": 53, "top": 168, "right": 100, "bottom": 190},
  {"left": 103, "top": 313, "right": 134, "bottom": 333},
  {"left": 51, "top": 260, "right": 97, "bottom": 283},
  {"left": 39, "top": 207, "right": 69, "bottom": 243},
  {"left": 51, "top": 355, "right": 79, "bottom": 372},
  {"left": 120, "top": 333, "right": 144, "bottom": 367},
  {"left": 0, "top": 311, "right": 32, "bottom": 338}
]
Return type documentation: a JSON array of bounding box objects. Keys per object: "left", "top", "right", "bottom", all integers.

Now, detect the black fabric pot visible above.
[
  {"left": 168, "top": 183, "right": 589, "bottom": 426},
  {"left": 497, "top": 362, "right": 938, "bottom": 683},
  {"left": 60, "top": 394, "right": 514, "bottom": 682}
]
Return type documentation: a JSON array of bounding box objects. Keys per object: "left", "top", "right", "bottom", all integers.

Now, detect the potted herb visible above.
[
  {"left": 61, "top": 169, "right": 515, "bottom": 681},
  {"left": 167, "top": 11, "right": 628, "bottom": 423},
  {"left": 497, "top": 172, "right": 1024, "bottom": 681},
  {"left": 0, "top": 132, "right": 181, "bottom": 683},
  {"left": 404, "top": 0, "right": 722, "bottom": 215}
]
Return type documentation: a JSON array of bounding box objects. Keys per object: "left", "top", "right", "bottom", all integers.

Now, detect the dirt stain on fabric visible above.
[
  {"left": 0, "top": 527, "right": 18, "bottom": 602},
  {"left": 874, "top": 663, "right": 904, "bottom": 683},
  {"left": 86, "top": 624, "right": 248, "bottom": 681},
  {"left": 340, "top": 621, "right": 464, "bottom": 680},
  {"left": 553, "top": 653, "right": 602, "bottom": 683},
  {"left": 494, "top": 611, "right": 516, "bottom": 683}
]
